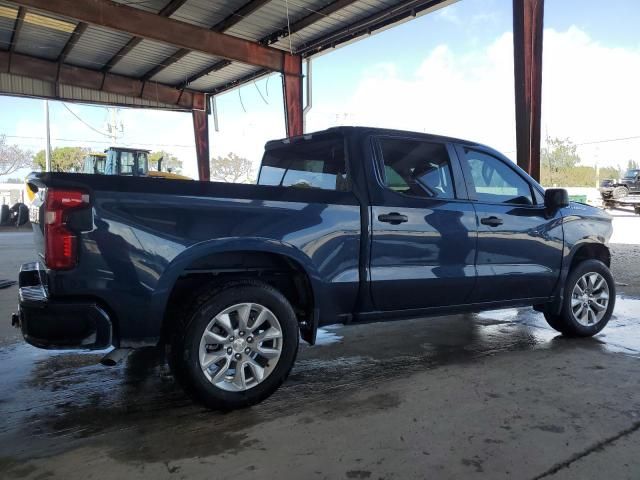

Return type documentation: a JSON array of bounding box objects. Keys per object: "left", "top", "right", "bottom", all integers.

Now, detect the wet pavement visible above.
[{"left": 1, "top": 232, "right": 640, "bottom": 479}]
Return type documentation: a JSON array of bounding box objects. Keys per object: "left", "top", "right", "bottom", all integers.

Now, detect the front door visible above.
[
  {"left": 456, "top": 146, "right": 564, "bottom": 303},
  {"left": 369, "top": 137, "right": 477, "bottom": 311}
]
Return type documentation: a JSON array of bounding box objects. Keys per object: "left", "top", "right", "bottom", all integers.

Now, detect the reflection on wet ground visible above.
[{"left": 0, "top": 297, "right": 639, "bottom": 465}]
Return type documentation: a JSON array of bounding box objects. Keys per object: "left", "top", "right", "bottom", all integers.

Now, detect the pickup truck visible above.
[
  {"left": 599, "top": 169, "right": 640, "bottom": 199},
  {"left": 14, "top": 127, "right": 616, "bottom": 410}
]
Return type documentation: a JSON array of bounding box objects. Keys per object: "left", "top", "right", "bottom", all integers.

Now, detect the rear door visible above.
[
  {"left": 456, "top": 145, "right": 563, "bottom": 303},
  {"left": 369, "top": 136, "right": 477, "bottom": 311}
]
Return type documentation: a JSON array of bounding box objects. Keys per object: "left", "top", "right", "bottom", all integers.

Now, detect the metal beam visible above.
[
  {"left": 192, "top": 109, "right": 210, "bottom": 181},
  {"left": 184, "top": 0, "right": 358, "bottom": 89},
  {"left": 0, "top": 50, "right": 205, "bottom": 110},
  {"left": 102, "top": 0, "right": 188, "bottom": 72},
  {"left": 57, "top": 22, "right": 88, "bottom": 63},
  {"left": 283, "top": 55, "right": 303, "bottom": 137},
  {"left": 211, "top": 0, "right": 455, "bottom": 95},
  {"left": 513, "top": 0, "right": 544, "bottom": 181},
  {"left": 9, "top": 0, "right": 296, "bottom": 73},
  {"left": 8, "top": 6, "right": 26, "bottom": 53},
  {"left": 142, "top": 0, "right": 272, "bottom": 82},
  {"left": 262, "top": 0, "right": 360, "bottom": 46},
  {"left": 297, "top": 0, "right": 454, "bottom": 56}
]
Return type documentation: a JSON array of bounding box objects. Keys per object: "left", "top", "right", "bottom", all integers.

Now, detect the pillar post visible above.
[
  {"left": 513, "top": 0, "right": 544, "bottom": 181},
  {"left": 192, "top": 109, "right": 210, "bottom": 181},
  {"left": 282, "top": 55, "right": 303, "bottom": 137}
]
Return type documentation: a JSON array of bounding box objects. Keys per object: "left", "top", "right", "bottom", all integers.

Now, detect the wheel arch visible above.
[
  {"left": 549, "top": 240, "right": 612, "bottom": 315},
  {"left": 151, "top": 238, "right": 322, "bottom": 346}
]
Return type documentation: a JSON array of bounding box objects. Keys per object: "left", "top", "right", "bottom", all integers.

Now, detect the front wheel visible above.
[
  {"left": 170, "top": 281, "right": 299, "bottom": 410},
  {"left": 612, "top": 186, "right": 629, "bottom": 199},
  {"left": 544, "top": 259, "right": 615, "bottom": 337}
]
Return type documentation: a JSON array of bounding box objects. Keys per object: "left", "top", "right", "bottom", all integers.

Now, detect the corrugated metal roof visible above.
[
  {"left": 224, "top": 0, "right": 327, "bottom": 43},
  {"left": 188, "top": 61, "right": 263, "bottom": 91},
  {"left": 58, "top": 82, "right": 176, "bottom": 109},
  {"left": 0, "top": 71, "right": 55, "bottom": 97},
  {"left": 110, "top": 39, "right": 180, "bottom": 77},
  {"left": 64, "top": 26, "right": 132, "bottom": 70},
  {"left": 13, "top": 11, "right": 74, "bottom": 60},
  {"left": 111, "top": 0, "right": 168, "bottom": 14},
  {"left": 0, "top": 71, "right": 177, "bottom": 109},
  {"left": 0, "top": 0, "right": 456, "bottom": 100},
  {"left": 170, "top": 0, "right": 250, "bottom": 28},
  {"left": 150, "top": 50, "right": 222, "bottom": 85},
  {"left": 0, "top": 4, "right": 17, "bottom": 50}
]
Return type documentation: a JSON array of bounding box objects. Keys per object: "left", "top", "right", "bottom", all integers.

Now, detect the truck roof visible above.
[{"left": 264, "top": 126, "right": 485, "bottom": 150}]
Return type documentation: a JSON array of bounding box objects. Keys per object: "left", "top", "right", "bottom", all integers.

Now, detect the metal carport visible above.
[{"left": 0, "top": 0, "right": 544, "bottom": 181}]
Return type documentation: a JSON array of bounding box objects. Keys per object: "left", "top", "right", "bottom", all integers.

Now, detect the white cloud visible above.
[{"left": 307, "top": 26, "right": 640, "bottom": 169}]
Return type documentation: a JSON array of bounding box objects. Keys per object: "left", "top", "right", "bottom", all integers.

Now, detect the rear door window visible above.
[{"left": 258, "top": 135, "right": 348, "bottom": 191}]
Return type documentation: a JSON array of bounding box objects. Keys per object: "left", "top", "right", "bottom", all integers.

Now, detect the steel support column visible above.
[
  {"left": 283, "top": 55, "right": 303, "bottom": 138},
  {"left": 513, "top": 0, "right": 544, "bottom": 181},
  {"left": 192, "top": 109, "right": 210, "bottom": 181}
]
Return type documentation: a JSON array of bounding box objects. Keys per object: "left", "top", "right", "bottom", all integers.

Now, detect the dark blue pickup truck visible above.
[{"left": 14, "top": 127, "right": 615, "bottom": 409}]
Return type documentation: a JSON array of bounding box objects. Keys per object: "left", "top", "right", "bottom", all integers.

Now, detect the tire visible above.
[
  {"left": 612, "top": 186, "right": 629, "bottom": 199},
  {"left": 170, "top": 281, "right": 299, "bottom": 410},
  {"left": 544, "top": 259, "right": 615, "bottom": 337}
]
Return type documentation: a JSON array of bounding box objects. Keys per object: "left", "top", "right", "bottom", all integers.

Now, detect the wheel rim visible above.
[
  {"left": 570, "top": 272, "right": 610, "bottom": 327},
  {"left": 198, "top": 303, "right": 283, "bottom": 392}
]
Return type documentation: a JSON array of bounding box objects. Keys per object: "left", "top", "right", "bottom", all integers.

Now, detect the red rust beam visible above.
[
  {"left": 142, "top": 0, "right": 272, "bottom": 82},
  {"left": 513, "top": 0, "right": 544, "bottom": 181},
  {"left": 9, "top": 0, "right": 294, "bottom": 73},
  {"left": 102, "top": 0, "right": 188, "bottom": 72},
  {"left": 282, "top": 55, "right": 303, "bottom": 138},
  {"left": 0, "top": 50, "right": 204, "bottom": 110},
  {"left": 192, "top": 109, "right": 210, "bottom": 181}
]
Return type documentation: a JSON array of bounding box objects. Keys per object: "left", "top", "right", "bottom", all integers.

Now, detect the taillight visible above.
[{"left": 44, "top": 189, "right": 89, "bottom": 270}]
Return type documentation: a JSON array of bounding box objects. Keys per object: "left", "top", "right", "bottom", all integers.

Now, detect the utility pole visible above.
[
  {"left": 106, "top": 107, "right": 124, "bottom": 144},
  {"left": 44, "top": 100, "right": 51, "bottom": 172}
]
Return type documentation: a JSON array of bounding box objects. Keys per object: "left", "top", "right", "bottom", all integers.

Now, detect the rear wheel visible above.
[
  {"left": 170, "top": 281, "right": 299, "bottom": 410},
  {"left": 544, "top": 259, "right": 615, "bottom": 336}
]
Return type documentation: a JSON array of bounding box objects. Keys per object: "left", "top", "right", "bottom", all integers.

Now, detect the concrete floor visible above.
[{"left": 1, "top": 213, "right": 639, "bottom": 480}]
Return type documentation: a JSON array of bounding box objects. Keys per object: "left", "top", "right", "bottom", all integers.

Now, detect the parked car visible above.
[
  {"left": 13, "top": 127, "right": 615, "bottom": 409},
  {"left": 599, "top": 169, "right": 640, "bottom": 199}
]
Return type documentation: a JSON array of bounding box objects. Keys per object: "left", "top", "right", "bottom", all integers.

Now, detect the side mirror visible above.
[{"left": 545, "top": 188, "right": 569, "bottom": 210}]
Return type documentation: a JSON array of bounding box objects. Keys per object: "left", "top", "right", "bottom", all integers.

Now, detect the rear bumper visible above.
[{"left": 14, "top": 262, "right": 113, "bottom": 350}]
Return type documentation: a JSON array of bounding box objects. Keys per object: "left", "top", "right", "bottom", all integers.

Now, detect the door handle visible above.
[
  {"left": 378, "top": 212, "right": 408, "bottom": 225},
  {"left": 480, "top": 216, "right": 503, "bottom": 227}
]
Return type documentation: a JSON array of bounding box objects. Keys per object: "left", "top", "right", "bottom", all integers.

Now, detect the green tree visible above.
[
  {"left": 210, "top": 153, "right": 253, "bottom": 183},
  {"left": 149, "top": 151, "right": 183, "bottom": 173},
  {"left": 599, "top": 166, "right": 622, "bottom": 182},
  {"left": 0, "top": 134, "right": 32, "bottom": 176},
  {"left": 627, "top": 159, "right": 639, "bottom": 170},
  {"left": 541, "top": 137, "right": 581, "bottom": 187},
  {"left": 33, "top": 146, "right": 89, "bottom": 172}
]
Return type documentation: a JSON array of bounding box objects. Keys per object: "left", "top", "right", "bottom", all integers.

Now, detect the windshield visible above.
[{"left": 624, "top": 169, "right": 640, "bottom": 178}]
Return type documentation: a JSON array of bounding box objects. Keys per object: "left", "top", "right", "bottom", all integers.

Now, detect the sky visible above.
[{"left": 1, "top": 0, "right": 640, "bottom": 181}]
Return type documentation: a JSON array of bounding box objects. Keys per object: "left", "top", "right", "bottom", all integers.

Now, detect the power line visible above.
[
  {"left": 2, "top": 134, "right": 195, "bottom": 149},
  {"left": 61, "top": 103, "right": 112, "bottom": 138}
]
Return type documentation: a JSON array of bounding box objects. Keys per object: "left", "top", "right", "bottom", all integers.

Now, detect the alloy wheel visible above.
[{"left": 198, "top": 303, "right": 283, "bottom": 392}]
